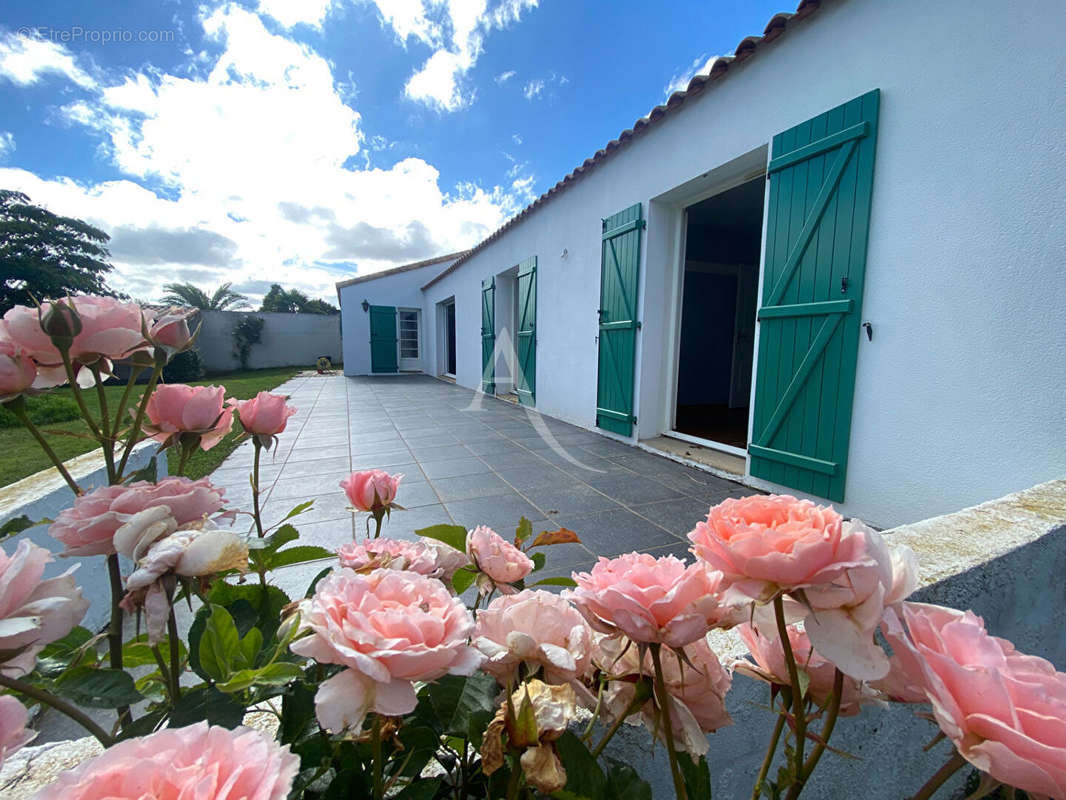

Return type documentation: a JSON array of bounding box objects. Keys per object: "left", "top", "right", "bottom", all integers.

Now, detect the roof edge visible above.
[{"left": 335, "top": 251, "right": 469, "bottom": 291}]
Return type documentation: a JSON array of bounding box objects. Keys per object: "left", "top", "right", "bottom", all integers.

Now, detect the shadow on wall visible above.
[{"left": 193, "top": 310, "right": 342, "bottom": 373}]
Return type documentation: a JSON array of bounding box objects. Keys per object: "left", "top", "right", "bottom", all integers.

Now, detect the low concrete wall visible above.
[
  {"left": 0, "top": 444, "right": 168, "bottom": 632},
  {"left": 195, "top": 310, "right": 341, "bottom": 373},
  {"left": 606, "top": 478, "right": 1066, "bottom": 798}
]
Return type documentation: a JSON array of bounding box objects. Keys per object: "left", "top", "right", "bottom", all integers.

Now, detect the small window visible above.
[{"left": 398, "top": 310, "right": 419, "bottom": 359}]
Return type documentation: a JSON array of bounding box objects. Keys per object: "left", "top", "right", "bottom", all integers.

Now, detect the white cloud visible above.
[
  {"left": 495, "top": 69, "right": 516, "bottom": 85},
  {"left": 2, "top": 3, "right": 523, "bottom": 304},
  {"left": 367, "top": 0, "right": 538, "bottom": 112},
  {"left": 257, "top": 0, "right": 338, "bottom": 29},
  {"left": 0, "top": 32, "right": 95, "bottom": 88},
  {"left": 0, "top": 132, "right": 14, "bottom": 161},
  {"left": 522, "top": 78, "right": 543, "bottom": 100},
  {"left": 511, "top": 132, "right": 522, "bottom": 145},
  {"left": 665, "top": 54, "right": 720, "bottom": 97}
]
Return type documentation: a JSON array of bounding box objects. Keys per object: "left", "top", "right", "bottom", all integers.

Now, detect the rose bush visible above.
[{"left": 2, "top": 293, "right": 1064, "bottom": 800}]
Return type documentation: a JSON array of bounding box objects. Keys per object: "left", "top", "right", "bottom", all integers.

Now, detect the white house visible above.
[{"left": 338, "top": 0, "right": 1066, "bottom": 529}]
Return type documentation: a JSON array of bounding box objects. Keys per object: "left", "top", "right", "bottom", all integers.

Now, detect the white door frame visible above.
[
  {"left": 436, "top": 298, "right": 456, "bottom": 378},
  {"left": 397, "top": 307, "right": 422, "bottom": 372},
  {"left": 656, "top": 148, "right": 769, "bottom": 458}
]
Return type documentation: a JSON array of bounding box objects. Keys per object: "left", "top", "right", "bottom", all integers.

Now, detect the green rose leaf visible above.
[
  {"left": 415, "top": 524, "right": 468, "bottom": 553},
  {"left": 54, "top": 667, "right": 143, "bottom": 709}
]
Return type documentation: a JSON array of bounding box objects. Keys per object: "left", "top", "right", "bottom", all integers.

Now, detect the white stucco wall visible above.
[
  {"left": 360, "top": 0, "right": 1066, "bottom": 527},
  {"left": 338, "top": 262, "right": 447, "bottom": 375},
  {"left": 196, "top": 310, "right": 341, "bottom": 372}
]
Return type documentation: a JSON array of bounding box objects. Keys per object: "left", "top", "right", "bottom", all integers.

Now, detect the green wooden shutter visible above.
[
  {"left": 481, "top": 277, "right": 495, "bottom": 394},
  {"left": 515, "top": 256, "right": 537, "bottom": 406},
  {"left": 369, "top": 305, "right": 398, "bottom": 373},
  {"left": 596, "top": 203, "right": 644, "bottom": 435},
  {"left": 749, "top": 89, "right": 880, "bottom": 502}
]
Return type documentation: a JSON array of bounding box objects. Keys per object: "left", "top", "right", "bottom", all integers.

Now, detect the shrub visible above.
[
  {"left": 0, "top": 393, "right": 81, "bottom": 428},
  {"left": 232, "top": 316, "right": 264, "bottom": 370},
  {"left": 162, "top": 348, "right": 205, "bottom": 382}
]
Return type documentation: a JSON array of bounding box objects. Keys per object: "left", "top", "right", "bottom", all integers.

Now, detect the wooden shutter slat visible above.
[
  {"left": 516, "top": 256, "right": 537, "bottom": 406},
  {"left": 481, "top": 278, "right": 495, "bottom": 394}
]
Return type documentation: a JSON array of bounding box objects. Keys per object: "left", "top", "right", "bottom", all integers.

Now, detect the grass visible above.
[{"left": 0, "top": 367, "right": 300, "bottom": 488}]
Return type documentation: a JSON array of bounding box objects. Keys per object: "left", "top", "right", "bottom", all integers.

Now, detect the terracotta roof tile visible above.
[{"left": 422, "top": 0, "right": 822, "bottom": 290}]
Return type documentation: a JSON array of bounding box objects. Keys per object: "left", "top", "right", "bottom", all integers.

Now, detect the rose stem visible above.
[
  {"left": 504, "top": 755, "right": 523, "bottom": 800},
  {"left": 252, "top": 439, "right": 265, "bottom": 538},
  {"left": 59, "top": 350, "right": 103, "bottom": 442},
  {"left": 107, "top": 552, "right": 131, "bottom": 729},
  {"left": 650, "top": 643, "right": 689, "bottom": 800},
  {"left": 591, "top": 682, "right": 649, "bottom": 758},
  {"left": 111, "top": 366, "right": 144, "bottom": 437},
  {"left": 907, "top": 750, "right": 967, "bottom": 800},
  {"left": 792, "top": 669, "right": 844, "bottom": 795},
  {"left": 167, "top": 609, "right": 182, "bottom": 701},
  {"left": 151, "top": 644, "right": 174, "bottom": 704},
  {"left": 752, "top": 710, "right": 787, "bottom": 800},
  {"left": 773, "top": 594, "right": 807, "bottom": 790},
  {"left": 117, "top": 362, "right": 162, "bottom": 478},
  {"left": 89, "top": 364, "right": 116, "bottom": 482},
  {"left": 371, "top": 714, "right": 385, "bottom": 800},
  {"left": 7, "top": 398, "right": 81, "bottom": 494},
  {"left": 0, "top": 673, "right": 115, "bottom": 747}
]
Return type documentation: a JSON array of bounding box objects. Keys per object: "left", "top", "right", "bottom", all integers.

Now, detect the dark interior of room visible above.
[{"left": 675, "top": 177, "right": 764, "bottom": 448}]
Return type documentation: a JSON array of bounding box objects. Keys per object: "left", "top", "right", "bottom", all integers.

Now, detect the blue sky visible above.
[{"left": 0, "top": 0, "right": 786, "bottom": 304}]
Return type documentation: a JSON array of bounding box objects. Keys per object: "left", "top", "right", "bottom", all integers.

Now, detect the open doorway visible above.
[
  {"left": 673, "top": 177, "right": 764, "bottom": 451},
  {"left": 438, "top": 298, "right": 456, "bottom": 378}
]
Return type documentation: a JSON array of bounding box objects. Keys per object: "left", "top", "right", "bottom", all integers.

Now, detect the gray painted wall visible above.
[{"left": 195, "top": 310, "right": 341, "bottom": 373}]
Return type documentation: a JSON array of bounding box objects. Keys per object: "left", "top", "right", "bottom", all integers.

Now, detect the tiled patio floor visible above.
[{"left": 210, "top": 374, "right": 753, "bottom": 592}]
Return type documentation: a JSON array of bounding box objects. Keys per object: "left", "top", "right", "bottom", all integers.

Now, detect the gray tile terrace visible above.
[{"left": 209, "top": 374, "right": 754, "bottom": 589}]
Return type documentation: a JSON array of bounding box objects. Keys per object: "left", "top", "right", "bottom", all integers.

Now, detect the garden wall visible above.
[
  {"left": 606, "top": 478, "right": 1066, "bottom": 799},
  {"left": 194, "top": 310, "right": 341, "bottom": 373},
  {"left": 0, "top": 443, "right": 168, "bottom": 632}
]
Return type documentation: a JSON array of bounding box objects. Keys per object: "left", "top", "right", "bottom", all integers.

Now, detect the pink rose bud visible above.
[
  {"left": 340, "top": 469, "right": 402, "bottom": 512},
  {"left": 565, "top": 552, "right": 733, "bottom": 648},
  {"left": 149, "top": 307, "right": 196, "bottom": 354},
  {"left": 33, "top": 721, "right": 298, "bottom": 800},
  {"left": 0, "top": 340, "right": 36, "bottom": 401},
  {"left": 0, "top": 695, "right": 33, "bottom": 770},
  {"left": 234, "top": 391, "right": 297, "bottom": 437},
  {"left": 688, "top": 494, "right": 872, "bottom": 603},
  {"left": 466, "top": 525, "right": 534, "bottom": 592},
  {"left": 39, "top": 299, "right": 82, "bottom": 343},
  {"left": 142, "top": 384, "right": 234, "bottom": 451},
  {"left": 883, "top": 602, "right": 1066, "bottom": 799},
  {"left": 0, "top": 540, "right": 89, "bottom": 678}
]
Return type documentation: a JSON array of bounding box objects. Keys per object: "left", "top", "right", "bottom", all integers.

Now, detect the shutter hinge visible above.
[{"left": 636, "top": 320, "right": 642, "bottom": 330}]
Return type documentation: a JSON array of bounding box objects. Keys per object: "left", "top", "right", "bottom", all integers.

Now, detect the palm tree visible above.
[{"left": 160, "top": 281, "right": 249, "bottom": 311}]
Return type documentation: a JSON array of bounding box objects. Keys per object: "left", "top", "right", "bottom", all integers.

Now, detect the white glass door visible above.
[{"left": 397, "top": 309, "right": 421, "bottom": 371}]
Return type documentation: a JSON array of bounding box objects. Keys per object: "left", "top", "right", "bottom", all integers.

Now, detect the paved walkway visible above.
[{"left": 209, "top": 374, "right": 753, "bottom": 591}]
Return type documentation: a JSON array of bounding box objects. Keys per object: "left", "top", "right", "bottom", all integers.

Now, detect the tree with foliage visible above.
[
  {"left": 160, "top": 281, "right": 249, "bottom": 311},
  {"left": 0, "top": 189, "right": 119, "bottom": 313},
  {"left": 259, "top": 283, "right": 338, "bottom": 314}
]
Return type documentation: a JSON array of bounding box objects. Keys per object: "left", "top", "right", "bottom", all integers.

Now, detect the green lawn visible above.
[{"left": 0, "top": 367, "right": 300, "bottom": 488}]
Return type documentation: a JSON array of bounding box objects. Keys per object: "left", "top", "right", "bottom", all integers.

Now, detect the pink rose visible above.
[
  {"left": 734, "top": 623, "right": 882, "bottom": 717},
  {"left": 234, "top": 391, "right": 297, "bottom": 437},
  {"left": 797, "top": 520, "right": 918, "bottom": 680},
  {"left": 565, "top": 553, "right": 732, "bottom": 648},
  {"left": 50, "top": 477, "right": 226, "bottom": 557},
  {"left": 2, "top": 297, "right": 148, "bottom": 388},
  {"left": 474, "top": 590, "right": 593, "bottom": 686},
  {"left": 148, "top": 307, "right": 195, "bottom": 355},
  {"left": 340, "top": 469, "right": 403, "bottom": 513},
  {"left": 688, "top": 494, "right": 872, "bottom": 603},
  {"left": 883, "top": 602, "right": 1066, "bottom": 798},
  {"left": 33, "top": 721, "right": 298, "bottom": 800},
  {"left": 0, "top": 540, "right": 89, "bottom": 677},
  {"left": 337, "top": 536, "right": 469, "bottom": 582},
  {"left": 0, "top": 339, "right": 36, "bottom": 401},
  {"left": 290, "top": 568, "right": 482, "bottom": 732},
  {"left": 0, "top": 695, "right": 34, "bottom": 770},
  {"left": 142, "top": 384, "right": 234, "bottom": 451},
  {"left": 596, "top": 634, "right": 732, "bottom": 756},
  {"left": 467, "top": 525, "right": 534, "bottom": 593}
]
